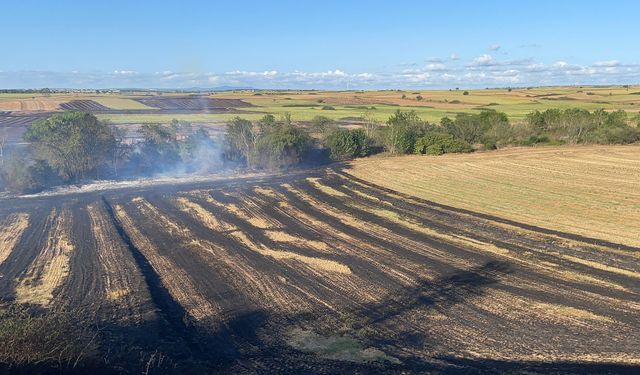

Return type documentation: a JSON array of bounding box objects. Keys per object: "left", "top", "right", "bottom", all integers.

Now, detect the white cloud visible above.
[
  {"left": 450, "top": 53, "right": 460, "bottom": 60},
  {"left": 470, "top": 54, "right": 495, "bottom": 66},
  {"left": 424, "top": 63, "right": 446, "bottom": 71},
  {"left": 3, "top": 56, "right": 640, "bottom": 89},
  {"left": 226, "top": 70, "right": 278, "bottom": 77},
  {"left": 489, "top": 44, "right": 501, "bottom": 51}
]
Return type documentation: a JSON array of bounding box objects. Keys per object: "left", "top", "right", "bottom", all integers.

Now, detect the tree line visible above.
[
  {"left": 0, "top": 113, "right": 219, "bottom": 193},
  {"left": 1, "top": 107, "right": 639, "bottom": 194},
  {"left": 298, "top": 106, "right": 640, "bottom": 161}
]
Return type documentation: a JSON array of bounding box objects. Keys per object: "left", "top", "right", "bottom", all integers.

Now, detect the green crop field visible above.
[{"left": 2, "top": 85, "right": 640, "bottom": 124}]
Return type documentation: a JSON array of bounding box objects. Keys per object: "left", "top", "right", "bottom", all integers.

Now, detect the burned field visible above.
[
  {"left": 0, "top": 169, "right": 638, "bottom": 373},
  {"left": 134, "top": 96, "right": 254, "bottom": 112},
  {"left": 60, "top": 100, "right": 114, "bottom": 112},
  {"left": 0, "top": 112, "right": 52, "bottom": 145}
]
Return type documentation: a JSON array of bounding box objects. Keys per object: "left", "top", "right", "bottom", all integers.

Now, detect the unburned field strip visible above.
[
  {"left": 347, "top": 145, "right": 640, "bottom": 248},
  {"left": 0, "top": 213, "right": 29, "bottom": 267},
  {"left": 14, "top": 208, "right": 74, "bottom": 306}
]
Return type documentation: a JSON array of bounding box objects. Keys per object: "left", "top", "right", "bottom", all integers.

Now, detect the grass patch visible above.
[
  {"left": 0, "top": 304, "right": 99, "bottom": 368},
  {"left": 288, "top": 328, "right": 399, "bottom": 364}
]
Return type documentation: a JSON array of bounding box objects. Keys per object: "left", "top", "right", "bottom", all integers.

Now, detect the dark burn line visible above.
[
  {"left": 307, "top": 177, "right": 640, "bottom": 303},
  {"left": 325, "top": 175, "right": 640, "bottom": 288},
  {"left": 332, "top": 170, "right": 640, "bottom": 266},
  {"left": 335, "top": 170, "right": 640, "bottom": 252},
  {"left": 101, "top": 195, "right": 269, "bottom": 367},
  {"left": 99, "top": 196, "right": 209, "bottom": 359}
]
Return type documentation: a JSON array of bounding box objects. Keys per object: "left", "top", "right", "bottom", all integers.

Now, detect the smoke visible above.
[
  {"left": 148, "top": 134, "right": 226, "bottom": 177},
  {"left": 116, "top": 129, "right": 235, "bottom": 180}
]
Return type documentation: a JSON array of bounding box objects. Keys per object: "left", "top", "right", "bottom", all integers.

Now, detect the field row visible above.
[
  {"left": 0, "top": 169, "right": 638, "bottom": 371},
  {"left": 348, "top": 145, "right": 640, "bottom": 248}
]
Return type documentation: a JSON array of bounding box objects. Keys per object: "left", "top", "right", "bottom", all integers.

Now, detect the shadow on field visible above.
[
  {"left": 3, "top": 252, "right": 639, "bottom": 374},
  {"left": 114, "top": 258, "right": 639, "bottom": 374},
  {"left": 104, "top": 260, "right": 519, "bottom": 373}
]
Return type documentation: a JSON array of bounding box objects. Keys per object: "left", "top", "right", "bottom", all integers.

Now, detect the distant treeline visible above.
[
  {"left": 308, "top": 107, "right": 640, "bottom": 159},
  {"left": 1, "top": 108, "right": 639, "bottom": 194},
  {"left": 0, "top": 88, "right": 56, "bottom": 94},
  {"left": 224, "top": 106, "right": 640, "bottom": 168},
  {"left": 0, "top": 88, "right": 121, "bottom": 94}
]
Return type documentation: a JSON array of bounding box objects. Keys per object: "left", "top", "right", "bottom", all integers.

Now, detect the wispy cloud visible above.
[
  {"left": 468, "top": 54, "right": 533, "bottom": 68},
  {"left": 2, "top": 56, "right": 639, "bottom": 89},
  {"left": 593, "top": 60, "right": 620, "bottom": 67}
]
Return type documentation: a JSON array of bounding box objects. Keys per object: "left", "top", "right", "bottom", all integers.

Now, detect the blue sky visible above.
[{"left": 1, "top": 1, "right": 639, "bottom": 89}]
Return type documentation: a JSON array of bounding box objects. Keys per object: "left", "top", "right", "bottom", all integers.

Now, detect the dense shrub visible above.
[
  {"left": 441, "top": 114, "right": 485, "bottom": 144},
  {"left": 440, "top": 110, "right": 511, "bottom": 147},
  {"left": 25, "top": 112, "right": 116, "bottom": 182},
  {"left": 583, "top": 124, "right": 640, "bottom": 144},
  {"left": 135, "top": 123, "right": 182, "bottom": 174},
  {"left": 224, "top": 117, "right": 257, "bottom": 163},
  {"left": 0, "top": 151, "right": 59, "bottom": 194},
  {"left": 519, "top": 135, "right": 551, "bottom": 146},
  {"left": 326, "top": 129, "right": 371, "bottom": 160},
  {"left": 310, "top": 115, "right": 335, "bottom": 136},
  {"left": 526, "top": 108, "right": 639, "bottom": 144},
  {"left": 483, "top": 139, "right": 497, "bottom": 150},
  {"left": 321, "top": 105, "right": 336, "bottom": 110},
  {"left": 251, "top": 124, "right": 311, "bottom": 169},
  {"left": 480, "top": 110, "right": 512, "bottom": 147},
  {"left": 414, "top": 132, "right": 472, "bottom": 155},
  {"left": 380, "top": 110, "right": 424, "bottom": 154}
]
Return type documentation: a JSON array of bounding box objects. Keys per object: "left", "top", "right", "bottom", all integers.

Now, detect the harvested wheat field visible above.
[
  {"left": 348, "top": 145, "right": 640, "bottom": 248},
  {"left": 0, "top": 150, "right": 638, "bottom": 373},
  {"left": 0, "top": 99, "right": 64, "bottom": 111}
]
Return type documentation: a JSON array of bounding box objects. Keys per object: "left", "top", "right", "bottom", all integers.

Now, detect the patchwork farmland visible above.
[{"left": 0, "top": 149, "right": 638, "bottom": 373}]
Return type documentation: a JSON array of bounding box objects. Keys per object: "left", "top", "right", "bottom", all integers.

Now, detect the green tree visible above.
[
  {"left": 327, "top": 129, "right": 370, "bottom": 160},
  {"left": 25, "top": 112, "right": 116, "bottom": 182},
  {"left": 224, "top": 117, "right": 258, "bottom": 163},
  {"left": 414, "top": 132, "right": 472, "bottom": 155},
  {"left": 310, "top": 115, "right": 335, "bottom": 136},
  {"left": 442, "top": 113, "right": 484, "bottom": 144},
  {"left": 258, "top": 114, "right": 277, "bottom": 134},
  {"left": 136, "top": 124, "right": 181, "bottom": 173},
  {"left": 252, "top": 123, "right": 310, "bottom": 169},
  {"left": 0, "top": 150, "right": 59, "bottom": 194},
  {"left": 381, "top": 110, "right": 423, "bottom": 154},
  {"left": 479, "top": 110, "right": 511, "bottom": 148}
]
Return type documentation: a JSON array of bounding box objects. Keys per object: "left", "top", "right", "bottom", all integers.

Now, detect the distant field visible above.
[
  {"left": 90, "top": 97, "right": 156, "bottom": 110},
  {"left": 347, "top": 144, "right": 640, "bottom": 248},
  {"left": 95, "top": 113, "right": 234, "bottom": 123},
  {"left": 210, "top": 85, "right": 640, "bottom": 122},
  {"left": 2, "top": 85, "right": 640, "bottom": 124}
]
